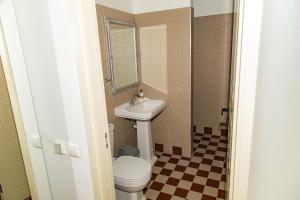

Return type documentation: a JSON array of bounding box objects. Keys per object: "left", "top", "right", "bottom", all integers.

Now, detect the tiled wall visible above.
[
  {"left": 97, "top": 6, "right": 192, "bottom": 157},
  {"left": 0, "top": 59, "right": 30, "bottom": 197},
  {"left": 192, "top": 14, "right": 233, "bottom": 134},
  {"left": 96, "top": 5, "right": 139, "bottom": 156},
  {"left": 135, "top": 8, "right": 192, "bottom": 157},
  {"left": 139, "top": 25, "right": 168, "bottom": 94},
  {"left": 0, "top": 60, "right": 14, "bottom": 125}
]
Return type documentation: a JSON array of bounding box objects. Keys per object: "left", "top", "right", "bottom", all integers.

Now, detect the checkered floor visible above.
[{"left": 144, "top": 132, "right": 228, "bottom": 200}]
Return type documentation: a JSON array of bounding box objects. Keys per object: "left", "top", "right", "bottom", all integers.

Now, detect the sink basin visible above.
[{"left": 114, "top": 98, "right": 167, "bottom": 121}]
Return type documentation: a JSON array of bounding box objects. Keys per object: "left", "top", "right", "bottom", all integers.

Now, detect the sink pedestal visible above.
[{"left": 137, "top": 121, "right": 157, "bottom": 165}]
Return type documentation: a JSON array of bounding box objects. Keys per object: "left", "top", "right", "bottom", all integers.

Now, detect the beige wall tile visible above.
[
  {"left": 140, "top": 25, "right": 167, "bottom": 94},
  {"left": 135, "top": 8, "right": 192, "bottom": 157},
  {"left": 96, "top": 5, "right": 138, "bottom": 155},
  {"left": 0, "top": 60, "right": 14, "bottom": 124},
  {"left": 0, "top": 83, "right": 9, "bottom": 100},
  {"left": 0, "top": 60, "right": 6, "bottom": 84},
  {"left": 0, "top": 58, "right": 29, "bottom": 197},
  {"left": 0, "top": 100, "right": 14, "bottom": 124},
  {"left": 193, "top": 14, "right": 233, "bottom": 134}
]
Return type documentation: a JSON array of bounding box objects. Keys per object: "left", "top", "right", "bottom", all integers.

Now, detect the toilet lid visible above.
[{"left": 113, "top": 156, "right": 151, "bottom": 181}]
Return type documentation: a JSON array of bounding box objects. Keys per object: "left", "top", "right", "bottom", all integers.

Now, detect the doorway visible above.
[{"left": 191, "top": 2, "right": 235, "bottom": 200}]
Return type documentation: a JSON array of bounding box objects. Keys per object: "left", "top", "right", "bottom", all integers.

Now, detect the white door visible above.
[{"left": 0, "top": 59, "right": 30, "bottom": 200}]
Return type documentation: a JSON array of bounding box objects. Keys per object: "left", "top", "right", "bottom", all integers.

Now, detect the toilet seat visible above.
[{"left": 113, "top": 156, "right": 151, "bottom": 189}]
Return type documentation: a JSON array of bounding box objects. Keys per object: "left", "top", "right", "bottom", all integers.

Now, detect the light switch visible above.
[
  {"left": 53, "top": 139, "right": 67, "bottom": 155},
  {"left": 68, "top": 143, "right": 81, "bottom": 158}
]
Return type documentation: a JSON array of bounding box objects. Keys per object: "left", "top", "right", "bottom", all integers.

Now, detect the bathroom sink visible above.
[
  {"left": 115, "top": 98, "right": 167, "bottom": 165},
  {"left": 114, "top": 98, "right": 167, "bottom": 121}
]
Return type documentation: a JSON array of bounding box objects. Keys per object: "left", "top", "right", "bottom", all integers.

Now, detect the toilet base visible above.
[
  {"left": 150, "top": 155, "right": 158, "bottom": 166},
  {"left": 115, "top": 188, "right": 146, "bottom": 200}
]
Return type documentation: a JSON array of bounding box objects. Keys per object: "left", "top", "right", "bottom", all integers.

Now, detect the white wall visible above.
[
  {"left": 11, "top": 0, "right": 95, "bottom": 199},
  {"left": 248, "top": 0, "right": 300, "bottom": 199},
  {"left": 193, "top": 0, "right": 233, "bottom": 17},
  {"left": 95, "top": 0, "right": 191, "bottom": 14},
  {"left": 95, "top": 0, "right": 233, "bottom": 16},
  {"left": 95, "top": 0, "right": 133, "bottom": 13},
  {"left": 133, "top": 0, "right": 191, "bottom": 14}
]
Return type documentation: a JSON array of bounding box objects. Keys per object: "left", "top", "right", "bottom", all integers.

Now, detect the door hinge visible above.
[
  {"left": 221, "top": 107, "right": 232, "bottom": 116},
  {"left": 0, "top": 184, "right": 4, "bottom": 200},
  {"left": 105, "top": 133, "right": 109, "bottom": 149}
]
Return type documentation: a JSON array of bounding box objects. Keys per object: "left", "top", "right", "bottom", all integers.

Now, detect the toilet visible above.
[{"left": 108, "top": 124, "right": 152, "bottom": 200}]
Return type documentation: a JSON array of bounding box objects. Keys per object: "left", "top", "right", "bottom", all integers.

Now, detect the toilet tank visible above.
[{"left": 108, "top": 123, "right": 115, "bottom": 157}]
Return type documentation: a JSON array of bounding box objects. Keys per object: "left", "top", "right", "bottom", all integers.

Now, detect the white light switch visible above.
[
  {"left": 53, "top": 139, "right": 67, "bottom": 155},
  {"left": 68, "top": 143, "right": 81, "bottom": 158}
]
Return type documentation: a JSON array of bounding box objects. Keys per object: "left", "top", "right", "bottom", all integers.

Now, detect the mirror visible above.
[{"left": 105, "top": 17, "right": 139, "bottom": 95}]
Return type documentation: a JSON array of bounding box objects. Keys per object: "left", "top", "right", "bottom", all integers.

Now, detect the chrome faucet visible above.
[{"left": 129, "top": 94, "right": 140, "bottom": 105}]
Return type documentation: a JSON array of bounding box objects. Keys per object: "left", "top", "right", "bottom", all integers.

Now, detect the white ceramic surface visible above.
[
  {"left": 114, "top": 98, "right": 167, "bottom": 121},
  {"left": 113, "top": 156, "right": 151, "bottom": 189},
  {"left": 114, "top": 98, "right": 167, "bottom": 165}
]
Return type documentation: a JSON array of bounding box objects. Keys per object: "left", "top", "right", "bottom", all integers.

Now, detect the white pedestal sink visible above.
[{"left": 114, "top": 98, "right": 167, "bottom": 165}]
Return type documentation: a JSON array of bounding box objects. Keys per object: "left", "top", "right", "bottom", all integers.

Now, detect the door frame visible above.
[
  {"left": 67, "top": 0, "right": 116, "bottom": 199},
  {"left": 228, "top": 0, "right": 263, "bottom": 199},
  {"left": 76, "top": 0, "right": 264, "bottom": 199},
  {"left": 1, "top": 0, "right": 264, "bottom": 199}
]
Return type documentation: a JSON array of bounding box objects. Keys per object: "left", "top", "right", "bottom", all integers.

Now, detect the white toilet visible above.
[{"left": 108, "top": 124, "right": 152, "bottom": 200}]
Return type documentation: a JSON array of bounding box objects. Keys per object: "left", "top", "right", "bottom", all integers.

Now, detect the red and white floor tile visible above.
[{"left": 144, "top": 132, "right": 228, "bottom": 200}]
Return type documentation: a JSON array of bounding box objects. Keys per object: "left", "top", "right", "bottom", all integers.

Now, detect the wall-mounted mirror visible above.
[{"left": 105, "top": 17, "right": 139, "bottom": 95}]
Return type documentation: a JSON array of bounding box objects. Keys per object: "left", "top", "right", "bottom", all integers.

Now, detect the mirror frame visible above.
[{"left": 104, "top": 17, "right": 139, "bottom": 95}]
